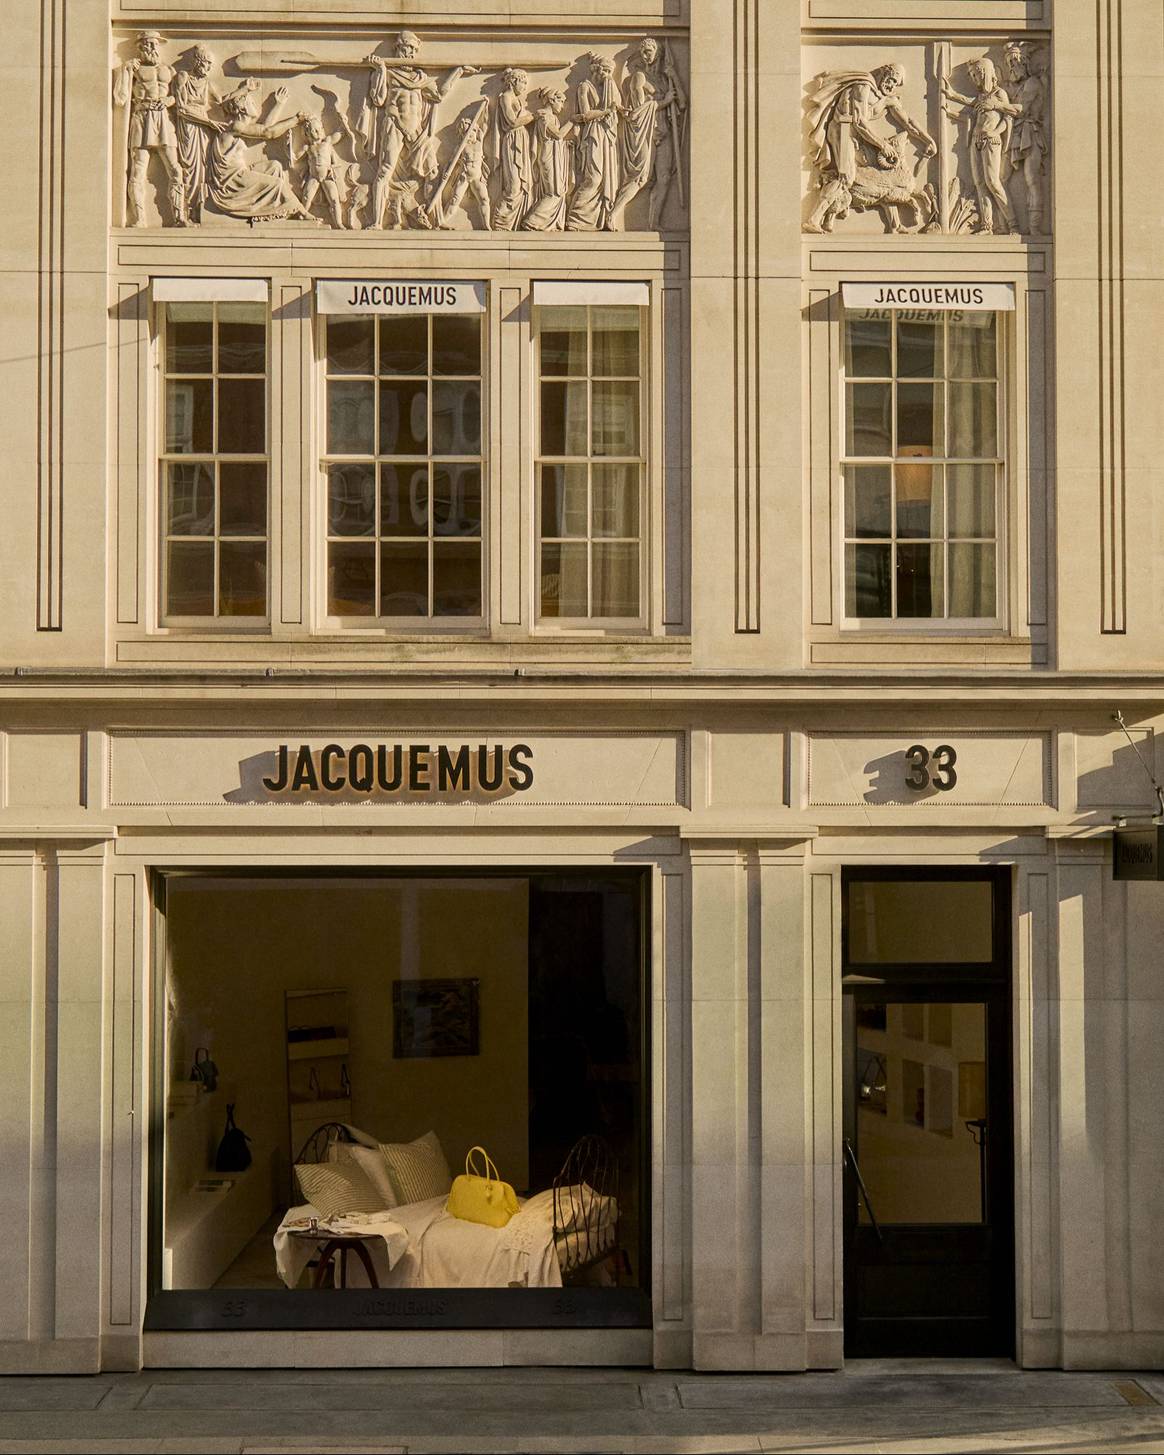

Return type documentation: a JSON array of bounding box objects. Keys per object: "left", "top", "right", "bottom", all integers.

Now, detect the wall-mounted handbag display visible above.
[
  {"left": 215, "top": 1103, "right": 252, "bottom": 1172},
  {"left": 447, "top": 1145, "right": 518, "bottom": 1228},
  {"left": 189, "top": 1047, "right": 219, "bottom": 1093}
]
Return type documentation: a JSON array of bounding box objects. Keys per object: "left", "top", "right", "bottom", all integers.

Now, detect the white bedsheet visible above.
[{"left": 275, "top": 1195, "right": 564, "bottom": 1290}]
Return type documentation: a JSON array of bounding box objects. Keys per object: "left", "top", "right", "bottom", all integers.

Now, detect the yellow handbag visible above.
[{"left": 446, "top": 1146, "right": 519, "bottom": 1228}]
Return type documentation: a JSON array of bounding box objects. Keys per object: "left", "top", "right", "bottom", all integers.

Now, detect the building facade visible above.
[{"left": 2, "top": 0, "right": 1164, "bottom": 1375}]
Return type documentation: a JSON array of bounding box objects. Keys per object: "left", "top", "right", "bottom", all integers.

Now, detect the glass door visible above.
[{"left": 841, "top": 870, "right": 1014, "bottom": 1357}]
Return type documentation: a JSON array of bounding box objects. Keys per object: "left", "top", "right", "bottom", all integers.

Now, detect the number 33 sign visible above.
[{"left": 905, "top": 744, "right": 958, "bottom": 792}]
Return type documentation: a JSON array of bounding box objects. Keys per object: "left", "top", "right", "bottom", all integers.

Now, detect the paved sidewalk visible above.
[{"left": 2, "top": 1362, "right": 1164, "bottom": 1453}]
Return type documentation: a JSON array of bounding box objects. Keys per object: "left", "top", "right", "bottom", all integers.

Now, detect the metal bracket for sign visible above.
[{"left": 1111, "top": 710, "right": 1164, "bottom": 821}]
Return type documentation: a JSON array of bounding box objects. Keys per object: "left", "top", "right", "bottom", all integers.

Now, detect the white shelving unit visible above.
[{"left": 285, "top": 989, "right": 352, "bottom": 1167}]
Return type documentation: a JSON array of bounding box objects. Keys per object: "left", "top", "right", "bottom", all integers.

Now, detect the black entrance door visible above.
[{"left": 841, "top": 869, "right": 1014, "bottom": 1358}]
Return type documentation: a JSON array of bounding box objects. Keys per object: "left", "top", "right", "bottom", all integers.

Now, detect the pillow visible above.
[
  {"left": 524, "top": 1183, "right": 616, "bottom": 1233},
  {"left": 294, "top": 1160, "right": 383, "bottom": 1218},
  {"left": 379, "top": 1131, "right": 452, "bottom": 1206},
  {"left": 335, "top": 1142, "right": 398, "bottom": 1209}
]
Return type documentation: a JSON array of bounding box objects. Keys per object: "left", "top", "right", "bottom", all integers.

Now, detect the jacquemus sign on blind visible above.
[{"left": 315, "top": 280, "right": 487, "bottom": 314}]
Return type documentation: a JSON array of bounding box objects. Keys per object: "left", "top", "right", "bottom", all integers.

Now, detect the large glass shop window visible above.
[
  {"left": 323, "top": 314, "right": 484, "bottom": 619},
  {"left": 155, "top": 873, "right": 647, "bottom": 1323},
  {"left": 842, "top": 309, "right": 1002, "bottom": 623},
  {"left": 537, "top": 306, "right": 644, "bottom": 622},
  {"left": 160, "top": 303, "right": 269, "bottom": 619}
]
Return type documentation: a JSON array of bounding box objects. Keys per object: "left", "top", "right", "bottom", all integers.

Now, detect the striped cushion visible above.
[
  {"left": 379, "top": 1131, "right": 452, "bottom": 1207},
  {"left": 294, "top": 1160, "right": 383, "bottom": 1218},
  {"left": 335, "top": 1142, "right": 398, "bottom": 1209}
]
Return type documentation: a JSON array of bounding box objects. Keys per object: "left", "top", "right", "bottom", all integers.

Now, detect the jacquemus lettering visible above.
[
  {"left": 872, "top": 285, "right": 985, "bottom": 306},
  {"left": 261, "top": 742, "right": 533, "bottom": 796},
  {"left": 345, "top": 284, "right": 459, "bottom": 308}
]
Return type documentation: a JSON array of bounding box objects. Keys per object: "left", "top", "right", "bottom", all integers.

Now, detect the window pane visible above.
[
  {"left": 217, "top": 377, "right": 265, "bottom": 454},
  {"left": 947, "top": 382, "right": 997, "bottom": 457},
  {"left": 846, "top": 543, "right": 891, "bottom": 617},
  {"left": 432, "top": 380, "right": 481, "bottom": 455},
  {"left": 592, "top": 380, "right": 639, "bottom": 456},
  {"left": 328, "top": 542, "right": 375, "bottom": 615},
  {"left": 432, "top": 541, "right": 481, "bottom": 616},
  {"left": 166, "top": 462, "right": 215, "bottom": 535},
  {"left": 380, "top": 543, "right": 429, "bottom": 616},
  {"left": 540, "top": 464, "right": 588, "bottom": 538},
  {"left": 592, "top": 463, "right": 639, "bottom": 538},
  {"left": 327, "top": 463, "right": 375, "bottom": 537},
  {"left": 539, "top": 308, "right": 588, "bottom": 375},
  {"left": 218, "top": 541, "right": 267, "bottom": 616},
  {"left": 846, "top": 382, "right": 891, "bottom": 456},
  {"left": 541, "top": 381, "right": 588, "bottom": 456},
  {"left": 897, "top": 383, "right": 942, "bottom": 453},
  {"left": 327, "top": 380, "right": 375, "bottom": 454},
  {"left": 380, "top": 463, "right": 429, "bottom": 537},
  {"left": 948, "top": 315, "right": 996, "bottom": 378},
  {"left": 219, "top": 461, "right": 267, "bottom": 536},
  {"left": 592, "top": 542, "right": 640, "bottom": 617},
  {"left": 591, "top": 308, "right": 639, "bottom": 377},
  {"left": 896, "top": 319, "right": 938, "bottom": 378},
  {"left": 433, "top": 465, "right": 482, "bottom": 537},
  {"left": 166, "top": 541, "right": 214, "bottom": 616},
  {"left": 897, "top": 542, "right": 943, "bottom": 618},
  {"left": 216, "top": 305, "right": 265, "bottom": 374},
  {"left": 948, "top": 542, "right": 996, "bottom": 618},
  {"left": 896, "top": 463, "right": 942, "bottom": 539},
  {"left": 379, "top": 380, "right": 428, "bottom": 453},
  {"left": 379, "top": 315, "right": 427, "bottom": 375},
  {"left": 540, "top": 542, "right": 588, "bottom": 617},
  {"left": 165, "top": 379, "right": 212, "bottom": 453},
  {"left": 844, "top": 464, "right": 891, "bottom": 539},
  {"left": 165, "top": 306, "right": 212, "bottom": 373},
  {"left": 845, "top": 315, "right": 891, "bottom": 377},
  {"left": 432, "top": 315, "right": 480, "bottom": 375},
  {"left": 327, "top": 317, "right": 375, "bottom": 375},
  {"left": 847, "top": 878, "right": 995, "bottom": 963},
  {"left": 947, "top": 463, "right": 996, "bottom": 538}
]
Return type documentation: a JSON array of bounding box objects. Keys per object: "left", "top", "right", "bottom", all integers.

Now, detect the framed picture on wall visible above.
[{"left": 392, "top": 977, "right": 480, "bottom": 1059}]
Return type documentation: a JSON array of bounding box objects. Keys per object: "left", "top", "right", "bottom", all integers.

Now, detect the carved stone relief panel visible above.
[
  {"left": 111, "top": 29, "right": 689, "bottom": 233},
  {"left": 802, "top": 38, "right": 1050, "bottom": 236}
]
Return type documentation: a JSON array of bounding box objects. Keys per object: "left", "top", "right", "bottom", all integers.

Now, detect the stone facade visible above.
[{"left": 0, "top": 0, "right": 1162, "bottom": 1375}]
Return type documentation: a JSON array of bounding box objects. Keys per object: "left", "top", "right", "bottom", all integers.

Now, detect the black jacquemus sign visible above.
[{"left": 262, "top": 742, "right": 534, "bottom": 796}]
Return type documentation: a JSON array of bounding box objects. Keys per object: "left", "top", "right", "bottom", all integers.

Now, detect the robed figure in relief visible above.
[
  {"left": 173, "top": 45, "right": 220, "bottom": 223},
  {"left": 804, "top": 63, "right": 936, "bottom": 234},
  {"left": 491, "top": 69, "right": 535, "bottom": 230},
  {"left": 612, "top": 37, "right": 686, "bottom": 230},
  {"left": 207, "top": 86, "right": 313, "bottom": 221},
  {"left": 522, "top": 88, "right": 575, "bottom": 232},
  {"left": 566, "top": 54, "right": 621, "bottom": 232}
]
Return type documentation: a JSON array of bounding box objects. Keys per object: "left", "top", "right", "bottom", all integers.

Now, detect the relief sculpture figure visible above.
[
  {"left": 612, "top": 37, "right": 687, "bottom": 230},
  {"left": 566, "top": 54, "right": 621, "bottom": 232},
  {"left": 361, "top": 31, "right": 478, "bottom": 230},
  {"left": 804, "top": 63, "right": 936, "bottom": 234},
  {"left": 207, "top": 85, "right": 313, "bottom": 222},
  {"left": 942, "top": 58, "right": 1019, "bottom": 234},
  {"left": 173, "top": 45, "right": 220, "bottom": 223},
  {"left": 491, "top": 70, "right": 535, "bottom": 231},
  {"left": 295, "top": 113, "right": 355, "bottom": 229},
  {"left": 521, "top": 88, "right": 575, "bottom": 232},
  {"left": 113, "top": 30, "right": 186, "bottom": 226},
  {"left": 1004, "top": 41, "right": 1048, "bottom": 234},
  {"left": 438, "top": 103, "right": 492, "bottom": 230}
]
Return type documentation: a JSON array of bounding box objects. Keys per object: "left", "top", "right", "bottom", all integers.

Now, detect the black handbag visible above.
[{"left": 215, "top": 1103, "right": 252, "bottom": 1172}]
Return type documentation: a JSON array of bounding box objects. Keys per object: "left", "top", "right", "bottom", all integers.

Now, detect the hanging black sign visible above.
[{"left": 1112, "top": 827, "right": 1164, "bottom": 880}]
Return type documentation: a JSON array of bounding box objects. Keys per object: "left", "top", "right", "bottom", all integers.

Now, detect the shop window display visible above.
[
  {"left": 156, "top": 873, "right": 646, "bottom": 1323},
  {"left": 323, "top": 314, "right": 484, "bottom": 620},
  {"left": 842, "top": 309, "right": 1001, "bottom": 623},
  {"left": 160, "top": 301, "right": 269, "bottom": 620}
]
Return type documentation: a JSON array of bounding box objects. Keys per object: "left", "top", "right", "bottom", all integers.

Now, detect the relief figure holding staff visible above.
[
  {"left": 612, "top": 37, "right": 686, "bottom": 230},
  {"left": 114, "top": 30, "right": 186, "bottom": 226}
]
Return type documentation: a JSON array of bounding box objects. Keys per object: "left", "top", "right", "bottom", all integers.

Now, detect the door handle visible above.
[{"left": 843, "top": 1137, "right": 885, "bottom": 1245}]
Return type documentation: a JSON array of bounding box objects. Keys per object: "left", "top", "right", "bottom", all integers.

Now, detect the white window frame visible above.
[
  {"left": 155, "top": 296, "right": 272, "bottom": 629},
  {"left": 531, "top": 288, "right": 650, "bottom": 632},
  {"left": 315, "top": 303, "right": 490, "bottom": 633},
  {"left": 837, "top": 306, "right": 1009, "bottom": 633}
]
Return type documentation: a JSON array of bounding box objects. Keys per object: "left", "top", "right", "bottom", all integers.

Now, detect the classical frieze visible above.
[
  {"left": 112, "top": 29, "right": 688, "bottom": 233},
  {"left": 803, "top": 38, "right": 1050, "bottom": 236}
]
